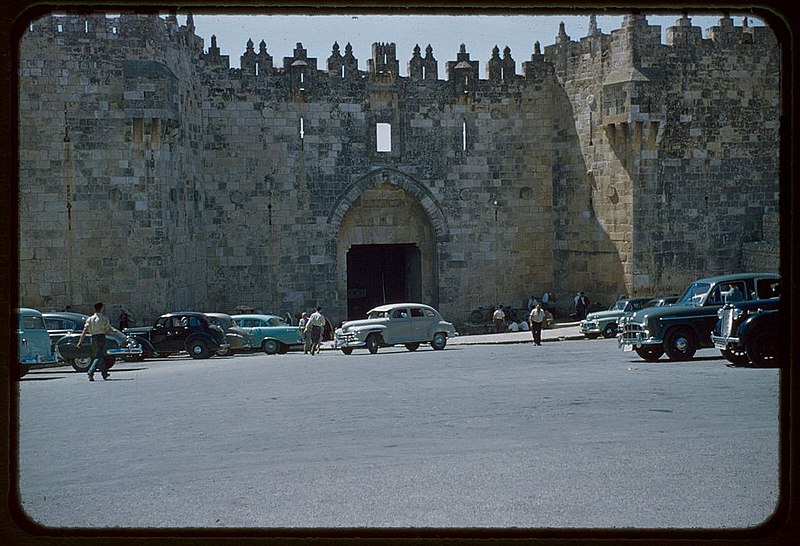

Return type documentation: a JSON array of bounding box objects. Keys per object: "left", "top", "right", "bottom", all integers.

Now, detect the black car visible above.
[
  {"left": 124, "top": 312, "right": 229, "bottom": 359},
  {"left": 619, "top": 272, "right": 780, "bottom": 361},
  {"left": 712, "top": 298, "right": 781, "bottom": 367}
]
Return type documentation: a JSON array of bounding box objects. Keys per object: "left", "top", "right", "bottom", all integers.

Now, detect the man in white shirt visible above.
[
  {"left": 77, "top": 301, "right": 120, "bottom": 381},
  {"left": 492, "top": 307, "right": 506, "bottom": 333},
  {"left": 305, "top": 307, "right": 326, "bottom": 355},
  {"left": 529, "top": 303, "right": 545, "bottom": 346}
]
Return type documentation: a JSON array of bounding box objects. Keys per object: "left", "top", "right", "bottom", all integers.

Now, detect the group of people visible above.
[{"left": 297, "top": 307, "right": 326, "bottom": 355}]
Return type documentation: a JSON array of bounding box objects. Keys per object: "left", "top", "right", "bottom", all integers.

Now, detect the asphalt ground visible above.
[{"left": 13, "top": 325, "right": 781, "bottom": 535}]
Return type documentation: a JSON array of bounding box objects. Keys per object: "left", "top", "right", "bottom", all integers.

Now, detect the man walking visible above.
[
  {"left": 306, "top": 306, "right": 326, "bottom": 355},
  {"left": 529, "top": 302, "right": 545, "bottom": 346},
  {"left": 77, "top": 302, "right": 120, "bottom": 381},
  {"left": 492, "top": 307, "right": 506, "bottom": 333}
]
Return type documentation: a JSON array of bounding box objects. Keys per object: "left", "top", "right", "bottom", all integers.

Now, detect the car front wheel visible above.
[
  {"left": 746, "top": 330, "right": 779, "bottom": 367},
  {"left": 431, "top": 332, "right": 447, "bottom": 350},
  {"left": 721, "top": 348, "right": 750, "bottom": 367},
  {"left": 664, "top": 328, "right": 697, "bottom": 361},
  {"left": 366, "top": 334, "right": 380, "bottom": 354},
  {"left": 602, "top": 323, "right": 617, "bottom": 338}
]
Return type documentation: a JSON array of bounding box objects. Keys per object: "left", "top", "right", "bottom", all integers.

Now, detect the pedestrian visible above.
[
  {"left": 306, "top": 306, "right": 326, "bottom": 355},
  {"left": 492, "top": 306, "right": 506, "bottom": 333},
  {"left": 529, "top": 302, "right": 545, "bottom": 346},
  {"left": 298, "top": 312, "right": 311, "bottom": 354},
  {"left": 575, "top": 292, "right": 588, "bottom": 320},
  {"left": 527, "top": 295, "right": 538, "bottom": 313},
  {"left": 77, "top": 301, "right": 120, "bottom": 381},
  {"left": 118, "top": 309, "right": 131, "bottom": 330}
]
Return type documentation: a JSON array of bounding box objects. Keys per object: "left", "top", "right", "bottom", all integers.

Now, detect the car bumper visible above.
[
  {"left": 107, "top": 347, "right": 144, "bottom": 357},
  {"left": 618, "top": 332, "right": 663, "bottom": 351},
  {"left": 334, "top": 334, "right": 367, "bottom": 349},
  {"left": 711, "top": 334, "right": 739, "bottom": 351},
  {"left": 580, "top": 322, "right": 600, "bottom": 335}
]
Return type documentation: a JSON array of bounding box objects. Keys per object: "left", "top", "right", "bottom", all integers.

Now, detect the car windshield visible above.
[
  {"left": 611, "top": 301, "right": 627, "bottom": 311},
  {"left": 367, "top": 310, "right": 389, "bottom": 319},
  {"left": 677, "top": 282, "right": 712, "bottom": 306},
  {"left": 211, "top": 316, "right": 233, "bottom": 328}
]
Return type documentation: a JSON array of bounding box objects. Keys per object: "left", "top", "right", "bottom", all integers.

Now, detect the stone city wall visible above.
[{"left": 17, "top": 12, "right": 780, "bottom": 327}]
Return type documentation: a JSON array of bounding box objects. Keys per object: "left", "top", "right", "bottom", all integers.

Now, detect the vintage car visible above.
[
  {"left": 619, "top": 272, "right": 780, "bottom": 362},
  {"left": 712, "top": 298, "right": 781, "bottom": 367},
  {"left": 646, "top": 295, "right": 679, "bottom": 308},
  {"left": 579, "top": 296, "right": 652, "bottom": 339},
  {"left": 334, "top": 303, "right": 457, "bottom": 355},
  {"left": 205, "top": 312, "right": 252, "bottom": 355},
  {"left": 231, "top": 314, "right": 303, "bottom": 354},
  {"left": 124, "top": 312, "right": 228, "bottom": 359},
  {"left": 47, "top": 312, "right": 143, "bottom": 372},
  {"left": 17, "top": 308, "right": 58, "bottom": 378}
]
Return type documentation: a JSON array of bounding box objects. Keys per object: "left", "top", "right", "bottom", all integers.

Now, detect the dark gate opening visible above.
[{"left": 346, "top": 243, "right": 421, "bottom": 320}]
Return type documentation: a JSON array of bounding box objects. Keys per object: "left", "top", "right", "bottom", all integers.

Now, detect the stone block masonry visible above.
[{"left": 17, "top": 12, "right": 780, "bottom": 328}]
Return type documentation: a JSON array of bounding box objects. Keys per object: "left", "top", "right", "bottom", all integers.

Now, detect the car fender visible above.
[
  {"left": 185, "top": 332, "right": 219, "bottom": 349},
  {"left": 739, "top": 311, "right": 779, "bottom": 345}
]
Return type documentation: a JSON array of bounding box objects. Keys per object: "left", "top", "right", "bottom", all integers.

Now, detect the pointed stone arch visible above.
[{"left": 327, "top": 168, "right": 449, "bottom": 242}]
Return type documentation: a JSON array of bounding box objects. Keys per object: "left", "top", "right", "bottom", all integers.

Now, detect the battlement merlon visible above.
[{"left": 23, "top": 12, "right": 773, "bottom": 82}]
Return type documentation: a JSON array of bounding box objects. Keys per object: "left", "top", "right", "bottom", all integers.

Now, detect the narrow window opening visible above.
[
  {"left": 299, "top": 117, "right": 305, "bottom": 139},
  {"left": 376, "top": 123, "right": 391, "bottom": 152},
  {"left": 84, "top": 20, "right": 89, "bottom": 33},
  {"left": 255, "top": 62, "right": 259, "bottom": 76},
  {"left": 341, "top": 65, "right": 345, "bottom": 79},
  {"left": 422, "top": 66, "right": 426, "bottom": 79},
  {"left": 112, "top": 27, "right": 117, "bottom": 34},
  {"left": 462, "top": 120, "right": 468, "bottom": 151},
  {"left": 300, "top": 71, "right": 304, "bottom": 84},
  {"left": 57, "top": 24, "right": 63, "bottom": 32},
  {"left": 132, "top": 118, "right": 144, "bottom": 145}
]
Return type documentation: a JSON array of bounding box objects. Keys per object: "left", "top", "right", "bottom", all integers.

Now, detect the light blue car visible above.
[
  {"left": 231, "top": 314, "right": 303, "bottom": 354},
  {"left": 17, "top": 308, "right": 58, "bottom": 378}
]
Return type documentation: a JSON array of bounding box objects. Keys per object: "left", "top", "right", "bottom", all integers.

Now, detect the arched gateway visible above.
[{"left": 328, "top": 169, "right": 449, "bottom": 320}]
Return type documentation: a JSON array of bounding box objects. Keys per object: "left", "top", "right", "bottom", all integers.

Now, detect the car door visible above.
[
  {"left": 409, "top": 307, "right": 432, "bottom": 341},
  {"left": 150, "top": 317, "right": 171, "bottom": 350},
  {"left": 387, "top": 307, "right": 412, "bottom": 343}
]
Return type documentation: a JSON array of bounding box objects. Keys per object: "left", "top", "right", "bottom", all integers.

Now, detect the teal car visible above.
[
  {"left": 580, "top": 297, "right": 653, "bottom": 339},
  {"left": 17, "top": 308, "right": 58, "bottom": 378},
  {"left": 231, "top": 314, "right": 303, "bottom": 355}
]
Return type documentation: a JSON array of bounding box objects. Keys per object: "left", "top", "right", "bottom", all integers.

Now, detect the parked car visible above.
[
  {"left": 619, "top": 272, "right": 780, "bottom": 362},
  {"left": 646, "top": 295, "right": 679, "bottom": 308},
  {"left": 205, "top": 312, "right": 252, "bottom": 355},
  {"left": 124, "top": 312, "right": 228, "bottom": 359},
  {"left": 231, "top": 314, "right": 303, "bottom": 354},
  {"left": 17, "top": 308, "right": 58, "bottom": 378},
  {"left": 334, "top": 303, "right": 457, "bottom": 355},
  {"left": 48, "top": 312, "right": 143, "bottom": 372},
  {"left": 580, "top": 296, "right": 652, "bottom": 339},
  {"left": 42, "top": 311, "right": 89, "bottom": 355},
  {"left": 712, "top": 298, "right": 781, "bottom": 367}
]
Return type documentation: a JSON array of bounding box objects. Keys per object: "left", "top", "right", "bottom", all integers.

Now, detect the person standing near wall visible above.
[
  {"left": 298, "top": 312, "right": 310, "bottom": 354},
  {"left": 529, "top": 302, "right": 545, "bottom": 346},
  {"left": 306, "top": 307, "right": 326, "bottom": 355},
  {"left": 492, "top": 307, "right": 506, "bottom": 333},
  {"left": 77, "top": 302, "right": 120, "bottom": 381}
]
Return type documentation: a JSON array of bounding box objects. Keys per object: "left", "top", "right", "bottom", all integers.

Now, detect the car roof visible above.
[
  {"left": 159, "top": 311, "right": 209, "bottom": 318},
  {"left": 620, "top": 297, "right": 653, "bottom": 302},
  {"left": 18, "top": 307, "right": 44, "bottom": 316},
  {"left": 230, "top": 314, "right": 283, "bottom": 320},
  {"left": 691, "top": 272, "right": 779, "bottom": 284},
  {"left": 42, "top": 311, "right": 90, "bottom": 321},
  {"left": 204, "top": 312, "right": 232, "bottom": 318},
  {"left": 368, "top": 303, "right": 436, "bottom": 313}
]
